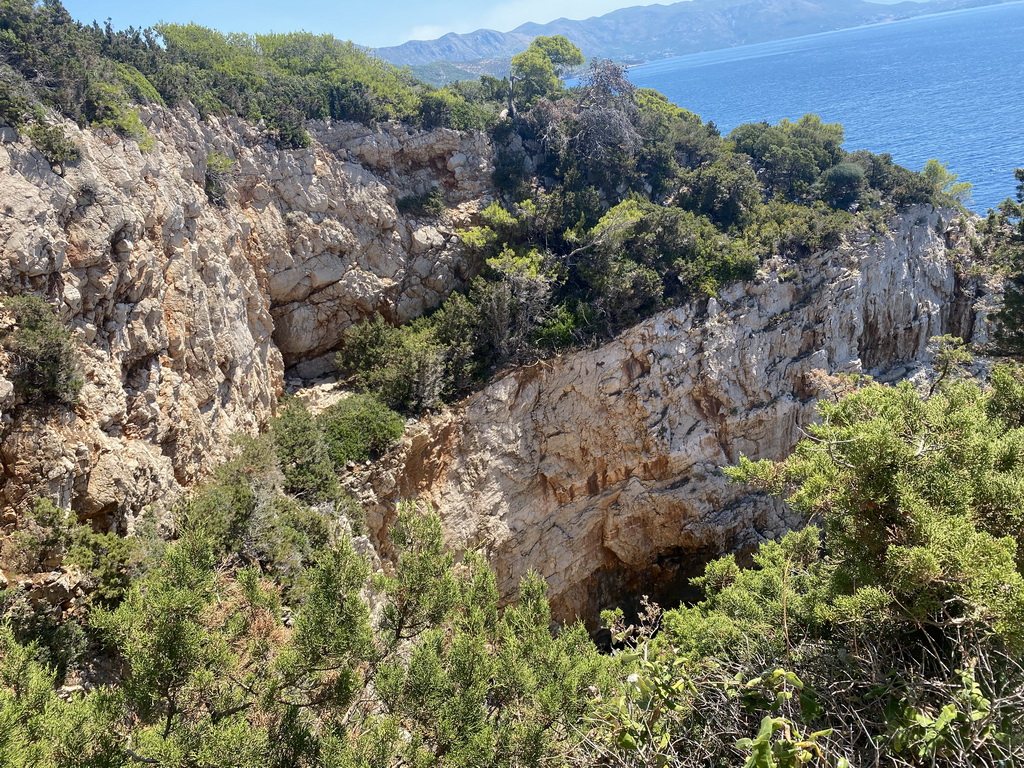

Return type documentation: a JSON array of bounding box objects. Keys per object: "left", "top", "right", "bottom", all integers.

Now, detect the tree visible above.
[
  {"left": 337, "top": 314, "right": 448, "bottom": 414},
  {"left": 677, "top": 156, "right": 762, "bottom": 228},
  {"left": 818, "top": 161, "right": 866, "bottom": 210},
  {"left": 922, "top": 158, "right": 973, "bottom": 206},
  {"left": 90, "top": 536, "right": 229, "bottom": 746},
  {"left": 510, "top": 35, "right": 583, "bottom": 111},
  {"left": 988, "top": 168, "right": 1024, "bottom": 352},
  {"left": 317, "top": 393, "right": 404, "bottom": 468},
  {"left": 473, "top": 250, "right": 556, "bottom": 368},
  {"left": 729, "top": 115, "right": 845, "bottom": 201},
  {"left": 527, "top": 35, "right": 585, "bottom": 78},
  {"left": 592, "top": 376, "right": 1024, "bottom": 767},
  {"left": 270, "top": 397, "right": 340, "bottom": 502}
]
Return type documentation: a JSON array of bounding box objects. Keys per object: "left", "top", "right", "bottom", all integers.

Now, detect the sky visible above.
[
  {"left": 60, "top": 0, "right": 924, "bottom": 49},
  {"left": 59, "top": 0, "right": 672, "bottom": 48}
]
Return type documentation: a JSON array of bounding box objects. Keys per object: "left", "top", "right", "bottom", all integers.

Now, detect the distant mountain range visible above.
[{"left": 375, "top": 0, "right": 1018, "bottom": 84}]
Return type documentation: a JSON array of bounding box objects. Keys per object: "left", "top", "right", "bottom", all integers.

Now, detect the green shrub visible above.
[
  {"left": 847, "top": 149, "right": 934, "bottom": 208},
  {"left": 922, "top": 158, "right": 973, "bottom": 207},
  {"left": 818, "top": 161, "right": 866, "bottom": 210},
  {"left": 533, "top": 300, "right": 591, "bottom": 350},
  {"left": 318, "top": 393, "right": 404, "bottom": 468},
  {"left": 23, "top": 119, "right": 79, "bottom": 166},
  {"left": 419, "top": 87, "right": 493, "bottom": 130},
  {"left": 676, "top": 156, "right": 761, "bottom": 228},
  {"left": 338, "top": 315, "right": 447, "bottom": 413},
  {"left": 987, "top": 169, "right": 1024, "bottom": 352},
  {"left": 396, "top": 186, "right": 445, "bottom": 217},
  {"left": 204, "top": 151, "right": 235, "bottom": 206},
  {"left": 1, "top": 294, "right": 82, "bottom": 405},
  {"left": 745, "top": 200, "right": 855, "bottom": 258},
  {"left": 0, "top": 498, "right": 66, "bottom": 574},
  {"left": 83, "top": 81, "right": 153, "bottom": 148},
  {"left": 0, "top": 592, "right": 88, "bottom": 680},
  {"left": 591, "top": 377, "right": 1024, "bottom": 768},
  {"left": 266, "top": 105, "right": 311, "bottom": 149},
  {"left": 174, "top": 432, "right": 357, "bottom": 586},
  {"left": 113, "top": 62, "right": 164, "bottom": 106},
  {"left": 0, "top": 73, "right": 31, "bottom": 126},
  {"left": 491, "top": 144, "right": 531, "bottom": 200},
  {"left": 269, "top": 397, "right": 340, "bottom": 502},
  {"left": 66, "top": 528, "right": 137, "bottom": 608},
  {"left": 728, "top": 114, "right": 845, "bottom": 201}
]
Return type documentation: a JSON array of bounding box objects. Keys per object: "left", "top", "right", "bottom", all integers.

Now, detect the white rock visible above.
[
  {"left": 0, "top": 107, "right": 491, "bottom": 530},
  {"left": 363, "top": 206, "right": 991, "bottom": 624}
]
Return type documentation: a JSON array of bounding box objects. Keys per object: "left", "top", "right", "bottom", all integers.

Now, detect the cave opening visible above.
[{"left": 585, "top": 542, "right": 755, "bottom": 649}]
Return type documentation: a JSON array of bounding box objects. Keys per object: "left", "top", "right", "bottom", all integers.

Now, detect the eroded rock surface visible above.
[
  {"left": 0, "top": 110, "right": 491, "bottom": 526},
  {"left": 0, "top": 108, "right": 994, "bottom": 627},
  {"left": 364, "top": 206, "right": 990, "bottom": 623}
]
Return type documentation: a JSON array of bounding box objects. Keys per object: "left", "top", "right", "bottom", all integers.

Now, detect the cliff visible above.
[
  {"left": 0, "top": 109, "right": 491, "bottom": 528},
  {"left": 360, "top": 207, "right": 990, "bottom": 622},
  {"left": 0, "top": 108, "right": 992, "bottom": 624}
]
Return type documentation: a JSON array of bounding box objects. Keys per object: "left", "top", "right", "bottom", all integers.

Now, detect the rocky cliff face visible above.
[
  {"left": 0, "top": 109, "right": 993, "bottom": 626},
  {"left": 0, "top": 109, "right": 491, "bottom": 527},
  {"left": 362, "top": 207, "right": 990, "bottom": 624}
]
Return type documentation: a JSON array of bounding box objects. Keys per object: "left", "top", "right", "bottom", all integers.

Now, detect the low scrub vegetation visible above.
[
  {"left": 987, "top": 168, "right": 1024, "bottom": 351},
  {"left": 5, "top": 360, "right": 1024, "bottom": 766},
  {"left": 2, "top": 15, "right": 1012, "bottom": 766},
  {"left": 0, "top": 294, "right": 82, "bottom": 405},
  {"left": 338, "top": 42, "right": 961, "bottom": 415},
  {"left": 0, "top": 0, "right": 496, "bottom": 152}
]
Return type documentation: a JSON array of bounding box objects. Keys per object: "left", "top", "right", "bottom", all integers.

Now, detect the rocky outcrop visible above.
[
  {"left": 363, "top": 206, "right": 990, "bottom": 624},
  {"left": 0, "top": 105, "right": 994, "bottom": 629},
  {"left": 0, "top": 109, "right": 491, "bottom": 526}
]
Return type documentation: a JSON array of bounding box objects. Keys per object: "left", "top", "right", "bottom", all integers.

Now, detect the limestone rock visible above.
[
  {"left": 0, "top": 107, "right": 491, "bottom": 527},
  {"left": 0, "top": 104, "right": 995, "bottom": 630},
  {"left": 364, "top": 206, "right": 991, "bottom": 624}
]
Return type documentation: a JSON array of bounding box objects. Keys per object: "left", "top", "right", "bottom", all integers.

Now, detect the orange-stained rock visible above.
[{"left": 362, "top": 206, "right": 995, "bottom": 623}]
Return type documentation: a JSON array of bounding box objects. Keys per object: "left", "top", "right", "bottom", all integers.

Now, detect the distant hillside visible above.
[{"left": 379, "top": 0, "right": 1017, "bottom": 83}]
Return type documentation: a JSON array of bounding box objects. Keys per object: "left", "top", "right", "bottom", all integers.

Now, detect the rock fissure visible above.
[{"left": 0, "top": 107, "right": 994, "bottom": 629}]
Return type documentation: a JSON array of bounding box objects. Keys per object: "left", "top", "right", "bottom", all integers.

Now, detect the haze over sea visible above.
[{"left": 626, "top": 1, "right": 1024, "bottom": 213}]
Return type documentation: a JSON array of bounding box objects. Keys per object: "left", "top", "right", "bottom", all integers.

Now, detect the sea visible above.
[{"left": 623, "top": 1, "right": 1024, "bottom": 213}]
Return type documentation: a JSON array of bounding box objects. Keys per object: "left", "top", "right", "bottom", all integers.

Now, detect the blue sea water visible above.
[{"left": 625, "top": 2, "right": 1024, "bottom": 213}]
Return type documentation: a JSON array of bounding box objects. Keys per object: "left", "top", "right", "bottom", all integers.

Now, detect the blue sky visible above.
[{"left": 60, "top": 0, "right": 672, "bottom": 48}]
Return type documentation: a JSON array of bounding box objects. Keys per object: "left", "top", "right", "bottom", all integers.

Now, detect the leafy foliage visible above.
[
  {"left": 922, "top": 158, "right": 973, "bottom": 207},
  {"left": 335, "top": 45, "right": 950, "bottom": 415},
  {"left": 0, "top": 294, "right": 82, "bottom": 405},
  {"left": 338, "top": 314, "right": 449, "bottom": 413},
  {"left": 729, "top": 115, "right": 845, "bottom": 201},
  {"left": 0, "top": 16, "right": 1003, "bottom": 766},
  {"left": 510, "top": 35, "right": 584, "bottom": 110},
  {"left": 318, "top": 393, "right": 405, "bottom": 467},
  {"left": 270, "top": 397, "right": 341, "bottom": 503},
  {"left": 0, "top": 0, "right": 496, "bottom": 149},
  {"left": 22, "top": 117, "right": 79, "bottom": 167},
  {"left": 8, "top": 373, "right": 1024, "bottom": 766},
  {"left": 0, "top": 505, "right": 608, "bottom": 768},
  {"left": 396, "top": 186, "right": 445, "bottom": 217},
  {"left": 203, "top": 151, "right": 234, "bottom": 206},
  {"left": 987, "top": 169, "right": 1024, "bottom": 352},
  {"left": 582, "top": 375, "right": 1024, "bottom": 767}
]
